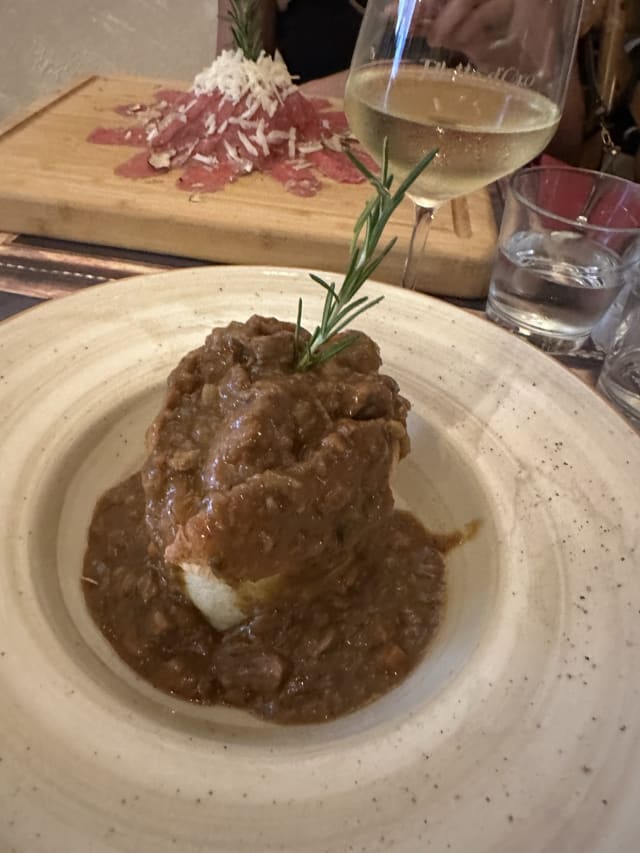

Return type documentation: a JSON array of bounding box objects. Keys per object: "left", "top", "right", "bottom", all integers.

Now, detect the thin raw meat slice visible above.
[
  {"left": 87, "top": 126, "right": 147, "bottom": 146},
  {"left": 272, "top": 91, "right": 323, "bottom": 140},
  {"left": 151, "top": 113, "right": 193, "bottom": 150},
  {"left": 177, "top": 161, "right": 242, "bottom": 192},
  {"left": 149, "top": 92, "right": 225, "bottom": 166},
  {"left": 114, "top": 102, "right": 151, "bottom": 117},
  {"left": 306, "top": 149, "right": 365, "bottom": 184},
  {"left": 115, "top": 151, "right": 165, "bottom": 179},
  {"left": 152, "top": 89, "right": 187, "bottom": 106},
  {"left": 270, "top": 161, "right": 322, "bottom": 197},
  {"left": 214, "top": 93, "right": 241, "bottom": 126},
  {"left": 91, "top": 51, "right": 362, "bottom": 195},
  {"left": 309, "top": 97, "right": 333, "bottom": 110},
  {"left": 319, "top": 110, "right": 350, "bottom": 135},
  {"left": 171, "top": 96, "right": 226, "bottom": 153},
  {"left": 113, "top": 101, "right": 167, "bottom": 125}
]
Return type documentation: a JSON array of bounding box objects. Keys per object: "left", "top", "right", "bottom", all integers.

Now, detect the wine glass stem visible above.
[{"left": 402, "top": 204, "right": 436, "bottom": 290}]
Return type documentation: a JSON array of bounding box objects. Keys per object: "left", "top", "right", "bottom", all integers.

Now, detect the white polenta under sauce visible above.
[
  {"left": 182, "top": 564, "right": 282, "bottom": 631},
  {"left": 182, "top": 458, "right": 403, "bottom": 632},
  {"left": 182, "top": 567, "right": 246, "bottom": 631}
]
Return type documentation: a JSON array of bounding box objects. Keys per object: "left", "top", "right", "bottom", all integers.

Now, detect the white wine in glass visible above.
[{"left": 344, "top": 0, "right": 584, "bottom": 292}]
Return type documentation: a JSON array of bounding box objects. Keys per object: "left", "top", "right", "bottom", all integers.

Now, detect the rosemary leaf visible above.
[
  {"left": 300, "top": 334, "right": 360, "bottom": 370},
  {"left": 344, "top": 149, "right": 390, "bottom": 195},
  {"left": 325, "top": 295, "right": 385, "bottom": 339},
  {"left": 227, "top": 0, "right": 262, "bottom": 61},
  {"left": 330, "top": 295, "right": 370, "bottom": 325},
  {"left": 321, "top": 282, "right": 336, "bottom": 330},
  {"left": 309, "top": 273, "right": 337, "bottom": 296},
  {"left": 294, "top": 140, "right": 436, "bottom": 372},
  {"left": 293, "top": 297, "right": 303, "bottom": 359},
  {"left": 393, "top": 149, "right": 438, "bottom": 204}
]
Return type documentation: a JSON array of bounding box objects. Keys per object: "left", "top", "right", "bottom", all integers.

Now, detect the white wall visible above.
[{"left": 0, "top": 0, "right": 221, "bottom": 120}]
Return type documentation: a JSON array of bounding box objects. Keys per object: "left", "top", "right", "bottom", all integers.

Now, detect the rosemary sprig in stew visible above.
[
  {"left": 294, "top": 140, "right": 437, "bottom": 372},
  {"left": 227, "top": 0, "right": 263, "bottom": 61}
]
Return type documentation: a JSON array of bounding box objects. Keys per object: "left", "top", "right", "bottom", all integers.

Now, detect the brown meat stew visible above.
[{"left": 83, "top": 316, "right": 448, "bottom": 724}]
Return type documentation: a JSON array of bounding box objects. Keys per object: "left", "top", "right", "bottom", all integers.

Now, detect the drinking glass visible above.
[
  {"left": 598, "top": 280, "right": 640, "bottom": 429},
  {"left": 486, "top": 166, "right": 640, "bottom": 353},
  {"left": 344, "top": 0, "right": 584, "bottom": 292}
]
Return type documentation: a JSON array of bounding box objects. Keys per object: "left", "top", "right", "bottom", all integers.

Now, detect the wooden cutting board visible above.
[{"left": 0, "top": 74, "right": 498, "bottom": 297}]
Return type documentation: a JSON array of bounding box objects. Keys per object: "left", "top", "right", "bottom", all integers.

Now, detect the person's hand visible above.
[
  {"left": 425, "top": 0, "right": 515, "bottom": 54},
  {"left": 382, "top": 0, "right": 515, "bottom": 54}
]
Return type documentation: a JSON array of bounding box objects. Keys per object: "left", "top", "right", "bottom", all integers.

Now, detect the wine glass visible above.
[{"left": 344, "top": 0, "right": 585, "bottom": 291}]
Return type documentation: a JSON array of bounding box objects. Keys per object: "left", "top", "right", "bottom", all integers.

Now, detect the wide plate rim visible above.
[{"left": 0, "top": 264, "right": 639, "bottom": 853}]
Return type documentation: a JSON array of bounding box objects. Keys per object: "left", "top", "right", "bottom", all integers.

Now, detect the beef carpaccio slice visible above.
[{"left": 87, "top": 49, "right": 377, "bottom": 197}]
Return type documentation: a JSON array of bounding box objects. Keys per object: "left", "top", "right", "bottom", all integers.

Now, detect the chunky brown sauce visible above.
[
  {"left": 82, "top": 316, "right": 448, "bottom": 724},
  {"left": 83, "top": 475, "right": 445, "bottom": 723}
]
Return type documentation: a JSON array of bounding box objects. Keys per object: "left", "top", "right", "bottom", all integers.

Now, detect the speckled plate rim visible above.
[{"left": 0, "top": 265, "right": 639, "bottom": 853}]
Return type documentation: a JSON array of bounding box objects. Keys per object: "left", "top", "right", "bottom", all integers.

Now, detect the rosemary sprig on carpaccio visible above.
[
  {"left": 294, "top": 139, "right": 437, "bottom": 372},
  {"left": 227, "top": 0, "right": 263, "bottom": 61}
]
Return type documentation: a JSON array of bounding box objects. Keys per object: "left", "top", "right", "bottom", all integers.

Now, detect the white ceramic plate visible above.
[{"left": 1, "top": 266, "right": 639, "bottom": 853}]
